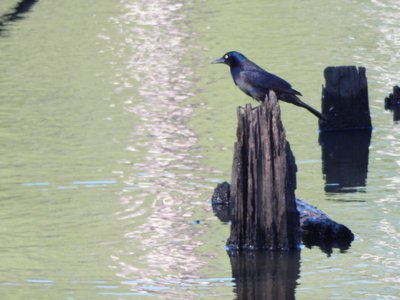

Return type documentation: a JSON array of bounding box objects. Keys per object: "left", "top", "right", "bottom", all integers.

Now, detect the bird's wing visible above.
[{"left": 240, "top": 69, "right": 302, "bottom": 96}]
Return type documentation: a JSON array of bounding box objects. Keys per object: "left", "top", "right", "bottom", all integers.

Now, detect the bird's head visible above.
[{"left": 212, "top": 51, "right": 247, "bottom": 67}]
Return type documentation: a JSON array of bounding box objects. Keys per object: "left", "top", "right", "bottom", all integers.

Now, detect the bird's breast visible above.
[{"left": 230, "top": 67, "right": 267, "bottom": 101}]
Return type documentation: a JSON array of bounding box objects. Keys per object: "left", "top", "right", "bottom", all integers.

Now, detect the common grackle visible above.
[{"left": 212, "top": 51, "right": 327, "bottom": 121}]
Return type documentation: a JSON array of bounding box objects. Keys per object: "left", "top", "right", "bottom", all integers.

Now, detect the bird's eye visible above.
[{"left": 224, "top": 54, "right": 229, "bottom": 59}]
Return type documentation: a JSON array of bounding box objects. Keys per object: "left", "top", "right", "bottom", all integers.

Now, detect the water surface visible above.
[{"left": 1, "top": 0, "right": 400, "bottom": 299}]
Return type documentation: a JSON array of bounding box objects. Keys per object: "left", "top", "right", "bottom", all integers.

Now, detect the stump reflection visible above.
[
  {"left": 319, "top": 130, "right": 372, "bottom": 193},
  {"left": 229, "top": 250, "right": 300, "bottom": 300}
]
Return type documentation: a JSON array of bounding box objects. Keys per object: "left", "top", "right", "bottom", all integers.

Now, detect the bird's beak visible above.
[{"left": 211, "top": 57, "right": 225, "bottom": 64}]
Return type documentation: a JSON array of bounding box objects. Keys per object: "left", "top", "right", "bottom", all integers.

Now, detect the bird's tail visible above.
[{"left": 281, "top": 94, "right": 328, "bottom": 121}]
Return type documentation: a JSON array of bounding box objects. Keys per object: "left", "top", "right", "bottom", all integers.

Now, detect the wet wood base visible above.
[{"left": 212, "top": 181, "right": 354, "bottom": 252}]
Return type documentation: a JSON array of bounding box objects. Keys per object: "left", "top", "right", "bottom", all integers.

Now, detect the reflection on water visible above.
[
  {"left": 302, "top": 233, "right": 352, "bottom": 257},
  {"left": 229, "top": 251, "right": 300, "bottom": 300},
  {"left": 107, "top": 0, "right": 209, "bottom": 293},
  {"left": 0, "top": 0, "right": 38, "bottom": 35},
  {"left": 319, "top": 130, "right": 372, "bottom": 194}
]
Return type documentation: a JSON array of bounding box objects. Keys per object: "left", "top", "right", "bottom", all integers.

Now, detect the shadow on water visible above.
[
  {"left": 228, "top": 251, "right": 300, "bottom": 300},
  {"left": 0, "top": 0, "right": 38, "bottom": 35},
  {"left": 319, "top": 130, "right": 372, "bottom": 194}
]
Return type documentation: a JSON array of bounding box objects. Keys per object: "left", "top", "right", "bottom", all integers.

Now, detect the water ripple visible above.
[{"left": 106, "top": 0, "right": 209, "bottom": 295}]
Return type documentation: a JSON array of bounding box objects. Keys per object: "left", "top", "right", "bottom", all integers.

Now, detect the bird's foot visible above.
[{"left": 238, "top": 105, "right": 258, "bottom": 111}]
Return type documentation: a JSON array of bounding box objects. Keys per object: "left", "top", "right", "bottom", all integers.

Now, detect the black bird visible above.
[{"left": 212, "top": 51, "right": 327, "bottom": 121}]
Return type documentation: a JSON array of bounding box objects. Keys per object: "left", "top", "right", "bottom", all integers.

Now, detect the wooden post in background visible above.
[
  {"left": 319, "top": 66, "right": 373, "bottom": 192},
  {"left": 385, "top": 85, "right": 400, "bottom": 122},
  {"left": 320, "top": 66, "right": 372, "bottom": 131},
  {"left": 227, "top": 91, "right": 300, "bottom": 251}
]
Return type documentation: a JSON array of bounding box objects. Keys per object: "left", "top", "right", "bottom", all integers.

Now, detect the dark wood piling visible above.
[
  {"left": 385, "top": 86, "right": 400, "bottom": 122},
  {"left": 320, "top": 66, "right": 372, "bottom": 131},
  {"left": 226, "top": 91, "right": 300, "bottom": 251},
  {"left": 319, "top": 66, "right": 372, "bottom": 194},
  {"left": 385, "top": 85, "right": 400, "bottom": 108}
]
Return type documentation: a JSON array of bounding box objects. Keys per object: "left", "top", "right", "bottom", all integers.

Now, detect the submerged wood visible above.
[
  {"left": 212, "top": 182, "right": 354, "bottom": 252},
  {"left": 320, "top": 66, "right": 372, "bottom": 131},
  {"left": 227, "top": 91, "right": 300, "bottom": 251}
]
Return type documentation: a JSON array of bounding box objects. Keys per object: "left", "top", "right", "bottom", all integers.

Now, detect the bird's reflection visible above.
[
  {"left": 319, "top": 130, "right": 372, "bottom": 193},
  {"left": 228, "top": 250, "right": 300, "bottom": 300},
  {"left": 0, "top": 0, "right": 38, "bottom": 35}
]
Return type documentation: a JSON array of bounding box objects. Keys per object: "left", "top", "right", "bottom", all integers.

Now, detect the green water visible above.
[{"left": 1, "top": 0, "right": 400, "bottom": 299}]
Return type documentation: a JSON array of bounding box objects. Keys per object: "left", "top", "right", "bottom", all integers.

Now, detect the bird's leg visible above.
[{"left": 238, "top": 105, "right": 258, "bottom": 111}]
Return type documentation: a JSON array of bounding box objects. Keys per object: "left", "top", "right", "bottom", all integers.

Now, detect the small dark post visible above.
[
  {"left": 227, "top": 91, "right": 300, "bottom": 251},
  {"left": 384, "top": 85, "right": 400, "bottom": 108},
  {"left": 319, "top": 66, "right": 372, "bottom": 192},
  {"left": 384, "top": 86, "right": 400, "bottom": 122},
  {"left": 320, "top": 66, "right": 372, "bottom": 131}
]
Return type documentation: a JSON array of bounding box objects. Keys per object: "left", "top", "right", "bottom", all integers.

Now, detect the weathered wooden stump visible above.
[
  {"left": 320, "top": 66, "right": 372, "bottom": 131},
  {"left": 319, "top": 66, "right": 372, "bottom": 193},
  {"left": 226, "top": 91, "right": 300, "bottom": 251}
]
